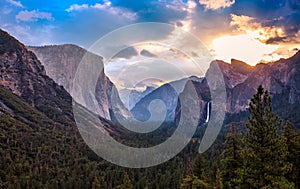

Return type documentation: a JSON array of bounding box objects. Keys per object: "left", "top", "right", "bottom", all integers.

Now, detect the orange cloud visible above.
[{"left": 199, "top": 0, "right": 235, "bottom": 10}]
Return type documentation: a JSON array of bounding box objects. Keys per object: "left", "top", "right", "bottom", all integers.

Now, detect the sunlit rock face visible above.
[
  {"left": 28, "top": 44, "right": 130, "bottom": 120},
  {"left": 216, "top": 51, "right": 300, "bottom": 113}
]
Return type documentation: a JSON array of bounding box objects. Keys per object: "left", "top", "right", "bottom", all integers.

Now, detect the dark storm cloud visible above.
[{"left": 229, "top": 0, "right": 300, "bottom": 44}]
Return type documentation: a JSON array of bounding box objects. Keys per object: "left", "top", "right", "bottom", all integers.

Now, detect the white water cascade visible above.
[{"left": 205, "top": 102, "right": 211, "bottom": 123}]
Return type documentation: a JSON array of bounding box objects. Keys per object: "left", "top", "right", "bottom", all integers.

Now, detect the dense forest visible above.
[
  {"left": 180, "top": 86, "right": 300, "bottom": 189},
  {"left": 1, "top": 83, "right": 300, "bottom": 188}
]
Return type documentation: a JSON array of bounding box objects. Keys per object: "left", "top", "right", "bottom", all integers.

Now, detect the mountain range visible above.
[
  {"left": 137, "top": 52, "right": 300, "bottom": 126},
  {"left": 1, "top": 28, "right": 300, "bottom": 132}
]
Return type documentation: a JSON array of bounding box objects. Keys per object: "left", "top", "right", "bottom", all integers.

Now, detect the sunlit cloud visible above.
[
  {"left": 230, "top": 14, "right": 288, "bottom": 44},
  {"left": 104, "top": 41, "right": 208, "bottom": 91},
  {"left": 210, "top": 14, "right": 300, "bottom": 65},
  {"left": 260, "top": 45, "right": 300, "bottom": 63},
  {"left": 212, "top": 34, "right": 278, "bottom": 65},
  {"left": 199, "top": 0, "right": 235, "bottom": 10},
  {"left": 174, "top": 0, "right": 197, "bottom": 32}
]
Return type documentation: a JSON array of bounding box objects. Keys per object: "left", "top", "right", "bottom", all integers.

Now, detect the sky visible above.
[{"left": 1, "top": 0, "right": 300, "bottom": 90}]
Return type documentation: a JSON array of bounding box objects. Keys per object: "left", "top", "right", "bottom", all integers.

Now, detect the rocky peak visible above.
[
  {"left": 0, "top": 29, "right": 73, "bottom": 122},
  {"left": 0, "top": 30, "right": 46, "bottom": 77},
  {"left": 211, "top": 59, "right": 253, "bottom": 88}
]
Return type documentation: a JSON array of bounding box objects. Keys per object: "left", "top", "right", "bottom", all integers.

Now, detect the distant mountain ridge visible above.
[
  {"left": 131, "top": 76, "right": 204, "bottom": 122},
  {"left": 119, "top": 86, "right": 156, "bottom": 110},
  {"left": 132, "top": 51, "right": 300, "bottom": 127}
]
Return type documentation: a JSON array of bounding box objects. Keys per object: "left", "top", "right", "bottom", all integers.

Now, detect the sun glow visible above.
[{"left": 212, "top": 33, "right": 279, "bottom": 66}]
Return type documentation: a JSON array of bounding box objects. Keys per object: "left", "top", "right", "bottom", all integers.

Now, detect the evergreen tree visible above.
[
  {"left": 180, "top": 175, "right": 208, "bottom": 189},
  {"left": 242, "top": 85, "right": 293, "bottom": 188},
  {"left": 92, "top": 176, "right": 101, "bottom": 189},
  {"left": 221, "top": 131, "right": 243, "bottom": 189},
  {"left": 283, "top": 121, "right": 300, "bottom": 188},
  {"left": 121, "top": 172, "right": 133, "bottom": 189},
  {"left": 193, "top": 154, "right": 207, "bottom": 179},
  {"left": 214, "top": 168, "right": 223, "bottom": 189}
]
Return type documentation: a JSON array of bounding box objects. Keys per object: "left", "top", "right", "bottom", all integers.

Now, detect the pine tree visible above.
[
  {"left": 221, "top": 131, "right": 243, "bottom": 189},
  {"left": 121, "top": 172, "right": 133, "bottom": 189},
  {"left": 180, "top": 175, "right": 208, "bottom": 189},
  {"left": 214, "top": 168, "right": 223, "bottom": 189},
  {"left": 193, "top": 154, "right": 207, "bottom": 179},
  {"left": 92, "top": 176, "right": 101, "bottom": 189},
  {"left": 243, "top": 85, "right": 293, "bottom": 188},
  {"left": 283, "top": 121, "right": 300, "bottom": 188}
]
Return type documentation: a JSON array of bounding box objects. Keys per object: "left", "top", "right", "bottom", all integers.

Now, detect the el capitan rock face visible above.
[{"left": 28, "top": 45, "right": 130, "bottom": 120}]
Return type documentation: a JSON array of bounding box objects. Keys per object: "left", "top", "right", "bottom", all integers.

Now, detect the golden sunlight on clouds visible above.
[
  {"left": 211, "top": 14, "right": 293, "bottom": 65},
  {"left": 212, "top": 34, "right": 279, "bottom": 65},
  {"left": 230, "top": 14, "right": 286, "bottom": 44},
  {"left": 199, "top": 0, "right": 235, "bottom": 10}
]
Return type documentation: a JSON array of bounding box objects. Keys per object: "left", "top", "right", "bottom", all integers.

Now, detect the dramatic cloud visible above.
[
  {"left": 6, "top": 0, "right": 23, "bottom": 8},
  {"left": 230, "top": 14, "right": 298, "bottom": 44},
  {"left": 16, "top": 10, "right": 53, "bottom": 22},
  {"left": 174, "top": 0, "right": 197, "bottom": 31},
  {"left": 212, "top": 34, "right": 278, "bottom": 65},
  {"left": 1, "top": 0, "right": 299, "bottom": 66},
  {"left": 199, "top": 0, "right": 235, "bottom": 10},
  {"left": 211, "top": 13, "right": 300, "bottom": 65}
]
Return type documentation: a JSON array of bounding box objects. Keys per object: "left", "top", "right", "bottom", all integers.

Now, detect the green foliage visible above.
[
  {"left": 179, "top": 154, "right": 210, "bottom": 189},
  {"left": 180, "top": 175, "right": 208, "bottom": 189},
  {"left": 92, "top": 176, "right": 101, "bottom": 189},
  {"left": 283, "top": 121, "right": 300, "bottom": 188},
  {"left": 193, "top": 154, "right": 208, "bottom": 179},
  {"left": 221, "top": 132, "right": 243, "bottom": 189},
  {"left": 120, "top": 172, "right": 133, "bottom": 189},
  {"left": 214, "top": 168, "right": 223, "bottom": 189},
  {"left": 0, "top": 85, "right": 197, "bottom": 189},
  {"left": 2, "top": 79, "right": 300, "bottom": 188},
  {"left": 240, "top": 85, "right": 294, "bottom": 188}
]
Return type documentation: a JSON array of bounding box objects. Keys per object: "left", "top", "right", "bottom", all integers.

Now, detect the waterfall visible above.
[{"left": 205, "top": 102, "right": 210, "bottom": 123}]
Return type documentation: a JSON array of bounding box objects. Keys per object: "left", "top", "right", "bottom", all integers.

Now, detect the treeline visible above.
[
  {"left": 0, "top": 85, "right": 196, "bottom": 189},
  {"left": 180, "top": 86, "right": 300, "bottom": 189},
  {"left": 1, "top": 84, "right": 300, "bottom": 188}
]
